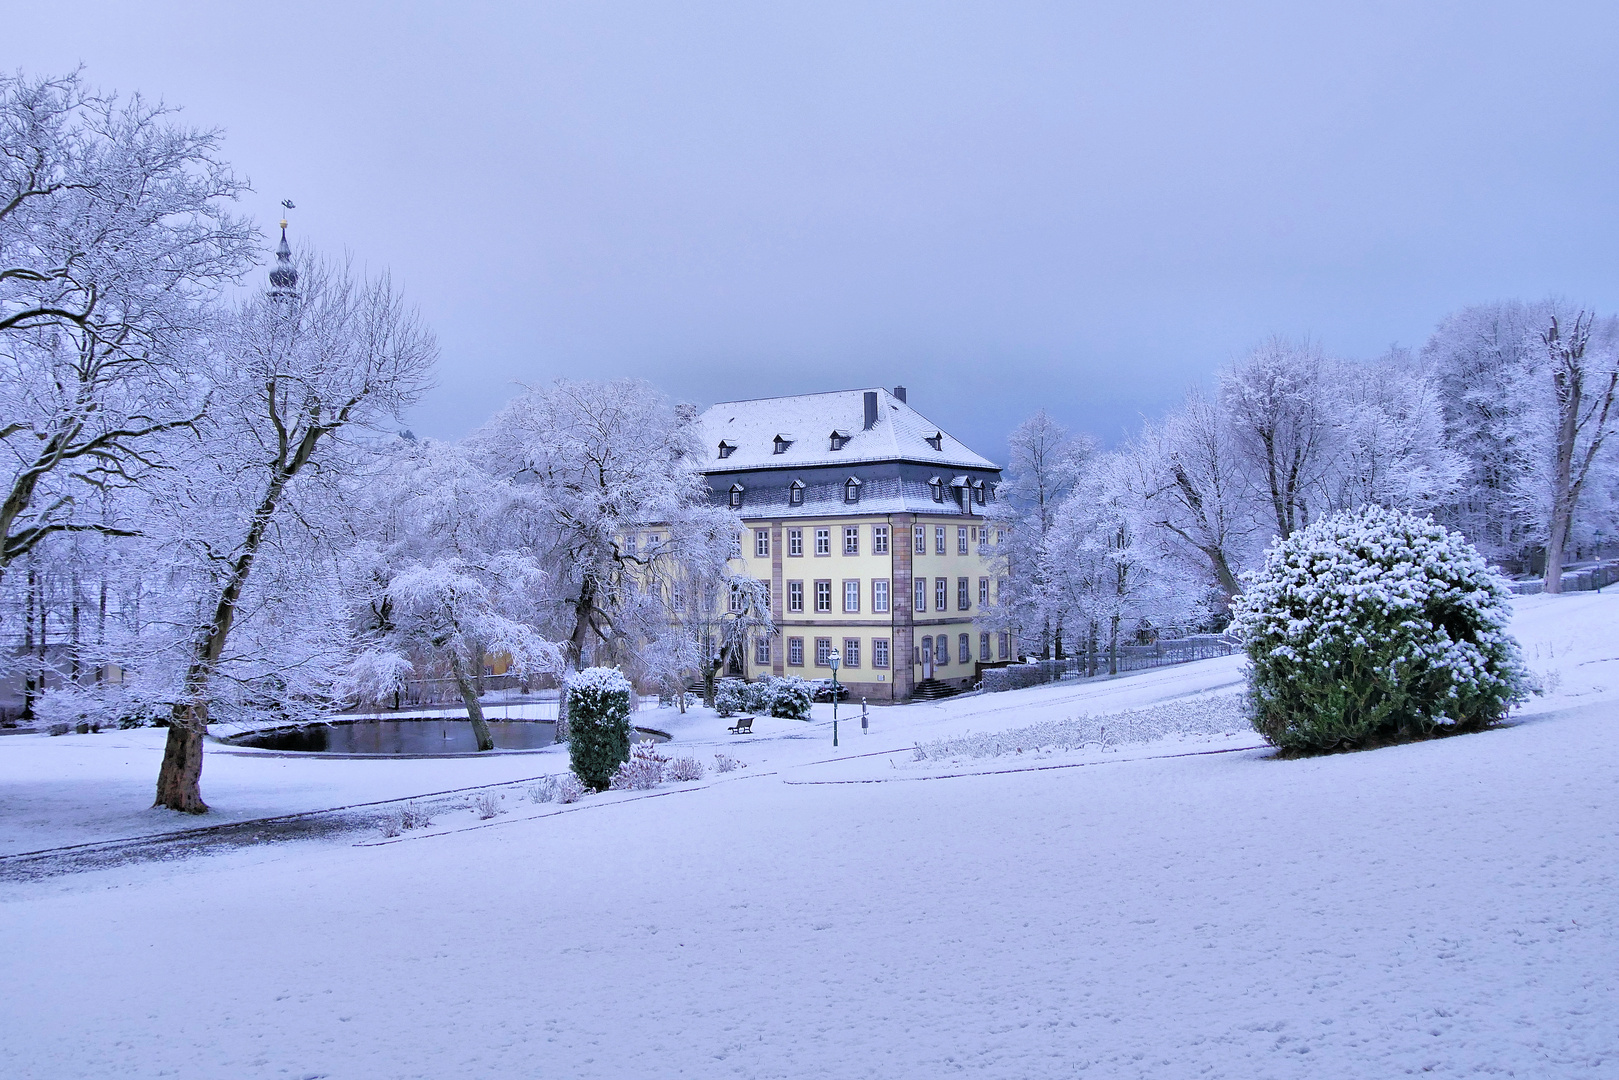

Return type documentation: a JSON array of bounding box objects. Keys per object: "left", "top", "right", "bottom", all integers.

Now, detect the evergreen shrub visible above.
[
  {"left": 567, "top": 667, "right": 633, "bottom": 790},
  {"left": 714, "top": 678, "right": 747, "bottom": 717},
  {"left": 760, "top": 675, "right": 812, "bottom": 719},
  {"left": 1231, "top": 505, "right": 1528, "bottom": 753}
]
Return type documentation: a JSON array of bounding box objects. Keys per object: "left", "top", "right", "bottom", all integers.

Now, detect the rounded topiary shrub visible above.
[
  {"left": 1230, "top": 505, "right": 1527, "bottom": 753},
  {"left": 713, "top": 677, "right": 747, "bottom": 718},
  {"left": 763, "top": 675, "right": 812, "bottom": 720},
  {"left": 567, "top": 667, "right": 633, "bottom": 790}
]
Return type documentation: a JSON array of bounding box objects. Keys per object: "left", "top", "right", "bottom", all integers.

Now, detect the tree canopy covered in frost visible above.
[
  {"left": 995, "top": 306, "right": 1619, "bottom": 658},
  {"left": 1230, "top": 505, "right": 1526, "bottom": 752},
  {"left": 0, "top": 71, "right": 254, "bottom": 573}
]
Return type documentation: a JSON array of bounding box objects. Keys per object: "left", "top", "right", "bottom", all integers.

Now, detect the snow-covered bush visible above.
[
  {"left": 714, "top": 678, "right": 747, "bottom": 717},
  {"left": 610, "top": 741, "right": 668, "bottom": 790},
  {"left": 472, "top": 792, "right": 505, "bottom": 819},
  {"left": 567, "top": 667, "right": 633, "bottom": 790},
  {"left": 554, "top": 773, "right": 588, "bottom": 803},
  {"left": 664, "top": 755, "right": 705, "bottom": 782},
  {"left": 759, "top": 675, "right": 812, "bottom": 719},
  {"left": 712, "top": 752, "right": 746, "bottom": 773},
  {"left": 1230, "top": 505, "right": 1527, "bottom": 753}
]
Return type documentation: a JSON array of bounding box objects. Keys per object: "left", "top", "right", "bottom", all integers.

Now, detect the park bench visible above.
[{"left": 728, "top": 716, "right": 754, "bottom": 735}]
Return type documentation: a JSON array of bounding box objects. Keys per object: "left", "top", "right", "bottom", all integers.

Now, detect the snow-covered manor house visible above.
[{"left": 701, "top": 387, "right": 1010, "bottom": 701}]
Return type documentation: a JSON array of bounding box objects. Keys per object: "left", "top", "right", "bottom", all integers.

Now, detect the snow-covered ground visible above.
[{"left": 2, "top": 593, "right": 1615, "bottom": 1077}]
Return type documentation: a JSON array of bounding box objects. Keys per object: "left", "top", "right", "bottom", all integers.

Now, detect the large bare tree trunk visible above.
[
  {"left": 154, "top": 703, "right": 209, "bottom": 813},
  {"left": 450, "top": 653, "right": 495, "bottom": 751},
  {"left": 1539, "top": 313, "right": 1618, "bottom": 594}
]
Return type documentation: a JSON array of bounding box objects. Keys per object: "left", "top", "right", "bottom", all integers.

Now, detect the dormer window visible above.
[
  {"left": 829, "top": 429, "right": 851, "bottom": 451},
  {"left": 728, "top": 482, "right": 744, "bottom": 509},
  {"left": 972, "top": 479, "right": 986, "bottom": 505},
  {"left": 844, "top": 476, "right": 863, "bottom": 504},
  {"left": 788, "top": 479, "right": 805, "bottom": 506},
  {"left": 925, "top": 431, "right": 944, "bottom": 451},
  {"left": 928, "top": 476, "right": 944, "bottom": 503},
  {"left": 717, "top": 440, "right": 736, "bottom": 459},
  {"left": 773, "top": 434, "right": 794, "bottom": 455}
]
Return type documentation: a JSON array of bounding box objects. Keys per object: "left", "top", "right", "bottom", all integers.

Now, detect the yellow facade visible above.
[{"left": 732, "top": 512, "right": 1012, "bottom": 700}]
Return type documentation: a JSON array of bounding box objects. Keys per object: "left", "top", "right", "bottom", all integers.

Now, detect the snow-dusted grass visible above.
[
  {"left": 913, "top": 692, "right": 1251, "bottom": 761},
  {"left": 2, "top": 595, "right": 1615, "bottom": 1077}
]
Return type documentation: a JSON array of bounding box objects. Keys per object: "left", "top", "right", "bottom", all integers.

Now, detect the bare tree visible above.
[
  {"left": 1129, "top": 389, "right": 1250, "bottom": 604},
  {"left": 153, "top": 247, "right": 434, "bottom": 812},
  {"left": 986, "top": 410, "right": 1094, "bottom": 657},
  {"left": 470, "top": 379, "right": 736, "bottom": 672},
  {"left": 1220, "top": 338, "right": 1336, "bottom": 540},
  {"left": 1539, "top": 310, "right": 1619, "bottom": 592},
  {"left": 0, "top": 71, "right": 253, "bottom": 576}
]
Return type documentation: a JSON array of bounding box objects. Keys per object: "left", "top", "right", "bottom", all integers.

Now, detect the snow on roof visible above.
[{"left": 699, "top": 388, "right": 999, "bottom": 473}]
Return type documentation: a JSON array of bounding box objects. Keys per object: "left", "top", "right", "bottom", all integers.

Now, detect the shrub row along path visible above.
[{"left": 1, "top": 592, "right": 1615, "bottom": 1078}]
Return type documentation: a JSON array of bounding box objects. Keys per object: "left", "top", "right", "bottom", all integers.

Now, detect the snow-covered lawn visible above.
[{"left": 2, "top": 593, "right": 1615, "bottom": 1077}]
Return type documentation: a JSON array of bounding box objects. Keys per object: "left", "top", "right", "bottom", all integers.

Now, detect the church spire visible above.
[{"left": 269, "top": 198, "right": 298, "bottom": 299}]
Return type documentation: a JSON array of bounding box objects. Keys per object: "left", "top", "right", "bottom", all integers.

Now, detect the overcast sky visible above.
[{"left": 15, "top": 2, "right": 1619, "bottom": 463}]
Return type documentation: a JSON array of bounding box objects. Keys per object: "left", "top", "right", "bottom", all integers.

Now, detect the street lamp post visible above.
[{"left": 829, "top": 647, "right": 841, "bottom": 747}]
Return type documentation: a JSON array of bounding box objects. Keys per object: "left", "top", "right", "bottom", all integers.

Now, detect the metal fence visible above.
[
  {"left": 1505, "top": 560, "right": 1619, "bottom": 596},
  {"left": 981, "top": 634, "right": 1236, "bottom": 693}
]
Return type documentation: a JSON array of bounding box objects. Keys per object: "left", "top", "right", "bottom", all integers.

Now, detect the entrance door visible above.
[{"left": 921, "top": 636, "right": 933, "bottom": 680}]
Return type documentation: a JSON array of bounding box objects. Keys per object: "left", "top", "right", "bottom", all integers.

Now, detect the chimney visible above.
[
  {"left": 893, "top": 385, "right": 907, "bottom": 403},
  {"left": 863, "top": 391, "right": 879, "bottom": 431}
]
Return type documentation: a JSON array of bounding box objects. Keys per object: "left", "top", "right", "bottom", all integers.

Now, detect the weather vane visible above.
[{"left": 280, "top": 198, "right": 295, "bottom": 230}]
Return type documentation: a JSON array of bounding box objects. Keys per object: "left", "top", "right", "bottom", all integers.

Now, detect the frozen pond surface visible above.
[{"left": 226, "top": 719, "right": 560, "bottom": 755}]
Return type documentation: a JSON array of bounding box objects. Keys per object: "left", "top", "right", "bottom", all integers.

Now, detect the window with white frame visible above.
[
  {"left": 998, "top": 632, "right": 1009, "bottom": 660},
  {"left": 980, "top": 632, "right": 991, "bottom": 661},
  {"left": 814, "top": 580, "right": 832, "bottom": 612},
  {"left": 978, "top": 576, "right": 989, "bottom": 606},
  {"left": 997, "top": 577, "right": 1007, "bottom": 604},
  {"left": 814, "top": 528, "right": 831, "bottom": 556},
  {"left": 755, "top": 637, "right": 771, "bottom": 665},
  {"left": 936, "top": 635, "right": 949, "bottom": 666},
  {"left": 788, "top": 479, "right": 804, "bottom": 505},
  {"left": 788, "top": 528, "right": 803, "bottom": 556},
  {"left": 729, "top": 584, "right": 745, "bottom": 613},
  {"left": 872, "top": 525, "right": 889, "bottom": 554},
  {"left": 843, "top": 526, "right": 859, "bottom": 555},
  {"left": 957, "top": 526, "right": 968, "bottom": 555},
  {"left": 728, "top": 483, "right": 743, "bottom": 508},
  {"left": 815, "top": 637, "right": 833, "bottom": 666},
  {"left": 844, "top": 477, "right": 861, "bottom": 503},
  {"left": 913, "top": 525, "right": 926, "bottom": 554},
  {"left": 957, "top": 576, "right": 970, "bottom": 610},
  {"left": 788, "top": 581, "right": 804, "bottom": 612},
  {"left": 934, "top": 577, "right": 948, "bottom": 611},
  {"left": 842, "top": 638, "right": 861, "bottom": 668},
  {"left": 934, "top": 526, "right": 946, "bottom": 555},
  {"left": 873, "top": 638, "right": 890, "bottom": 669},
  {"left": 625, "top": 534, "right": 638, "bottom": 557},
  {"left": 788, "top": 637, "right": 804, "bottom": 666},
  {"left": 872, "top": 578, "right": 889, "bottom": 613},
  {"left": 914, "top": 577, "right": 927, "bottom": 612},
  {"left": 755, "top": 529, "right": 770, "bottom": 558},
  {"left": 959, "top": 633, "right": 970, "bottom": 664},
  {"left": 843, "top": 579, "right": 860, "bottom": 613}
]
